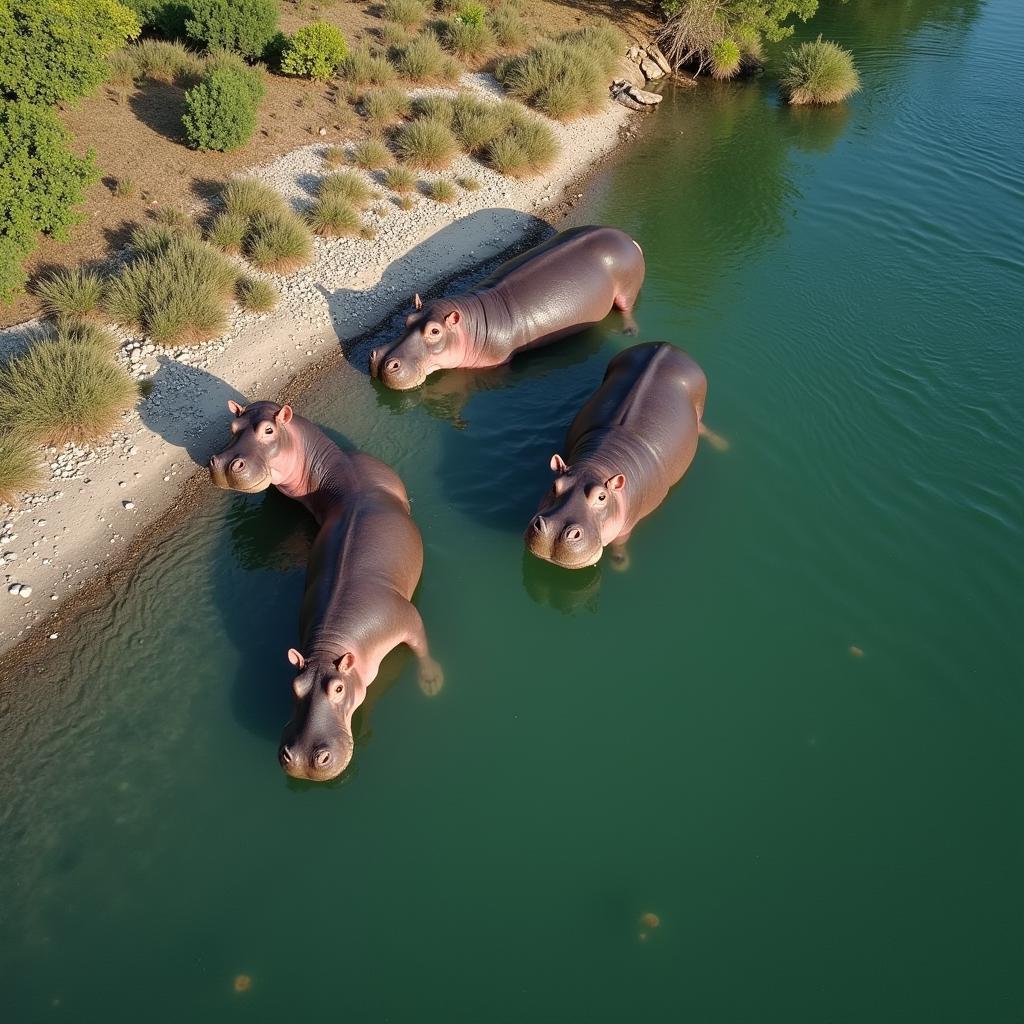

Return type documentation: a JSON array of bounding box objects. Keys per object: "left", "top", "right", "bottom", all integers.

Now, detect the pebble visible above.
[
  {"left": 49, "top": 633, "right": 59, "bottom": 640},
  {"left": 123, "top": 501, "right": 136, "bottom": 510}
]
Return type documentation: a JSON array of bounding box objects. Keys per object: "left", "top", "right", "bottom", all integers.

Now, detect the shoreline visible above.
[{"left": 0, "top": 78, "right": 649, "bottom": 671}]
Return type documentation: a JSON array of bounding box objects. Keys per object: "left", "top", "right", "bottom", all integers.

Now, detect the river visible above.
[{"left": 2, "top": 0, "right": 1022, "bottom": 1019}]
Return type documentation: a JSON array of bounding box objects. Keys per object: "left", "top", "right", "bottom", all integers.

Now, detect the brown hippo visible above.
[
  {"left": 525, "top": 343, "right": 708, "bottom": 570},
  {"left": 369, "top": 225, "right": 645, "bottom": 390},
  {"left": 209, "top": 400, "right": 441, "bottom": 782}
]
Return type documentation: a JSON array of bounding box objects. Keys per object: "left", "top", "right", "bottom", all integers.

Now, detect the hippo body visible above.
[
  {"left": 210, "top": 401, "right": 440, "bottom": 781},
  {"left": 526, "top": 343, "right": 706, "bottom": 570},
  {"left": 370, "top": 226, "right": 646, "bottom": 390}
]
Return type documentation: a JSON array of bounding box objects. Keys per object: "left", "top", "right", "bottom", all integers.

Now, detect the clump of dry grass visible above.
[
  {"left": 319, "top": 170, "right": 375, "bottom": 208},
  {"left": 236, "top": 276, "right": 279, "bottom": 313},
  {"left": 208, "top": 210, "right": 250, "bottom": 254},
  {"left": 133, "top": 40, "right": 206, "bottom": 87},
  {"left": 489, "top": 2, "right": 528, "bottom": 50},
  {"left": 351, "top": 137, "right": 394, "bottom": 170},
  {"left": 35, "top": 268, "right": 106, "bottom": 323},
  {"left": 323, "top": 145, "right": 348, "bottom": 167},
  {"left": 781, "top": 36, "right": 861, "bottom": 105},
  {"left": 395, "top": 117, "right": 458, "bottom": 169},
  {"left": 113, "top": 177, "right": 136, "bottom": 198},
  {"left": 411, "top": 93, "right": 454, "bottom": 124},
  {"left": 222, "top": 179, "right": 287, "bottom": 220},
  {"left": 362, "top": 86, "right": 413, "bottom": 126},
  {"left": 457, "top": 175, "right": 481, "bottom": 191},
  {"left": 397, "top": 33, "right": 461, "bottom": 83},
  {"left": 483, "top": 104, "right": 558, "bottom": 176},
  {"left": 0, "top": 430, "right": 41, "bottom": 505},
  {"left": 246, "top": 211, "right": 314, "bottom": 272},
  {"left": 382, "top": 0, "right": 428, "bottom": 28},
  {"left": 443, "top": 17, "right": 495, "bottom": 59},
  {"left": 306, "top": 195, "right": 363, "bottom": 237},
  {"left": 0, "top": 325, "right": 138, "bottom": 447},
  {"left": 425, "top": 178, "right": 457, "bottom": 203},
  {"left": 396, "top": 194, "right": 416, "bottom": 210},
  {"left": 382, "top": 165, "right": 417, "bottom": 192},
  {"left": 339, "top": 45, "right": 398, "bottom": 87}
]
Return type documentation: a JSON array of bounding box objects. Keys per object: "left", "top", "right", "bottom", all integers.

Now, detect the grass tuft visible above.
[
  {"left": 339, "top": 45, "right": 397, "bottom": 87},
  {"left": 319, "top": 170, "right": 375, "bottom": 208},
  {"left": 444, "top": 18, "right": 495, "bottom": 59},
  {"left": 0, "top": 430, "right": 41, "bottom": 505},
  {"left": 306, "top": 195, "right": 363, "bottom": 237},
  {"left": 450, "top": 94, "right": 503, "bottom": 153},
  {"left": 710, "top": 38, "right": 741, "bottom": 81},
  {"left": 457, "top": 175, "right": 481, "bottom": 191},
  {"left": 133, "top": 40, "right": 206, "bottom": 87},
  {"left": 781, "top": 36, "right": 860, "bottom": 106},
  {"left": 425, "top": 178, "right": 457, "bottom": 203},
  {"left": 351, "top": 137, "right": 394, "bottom": 170},
  {"left": 113, "top": 177, "right": 136, "bottom": 198},
  {"left": 208, "top": 210, "right": 249, "bottom": 253},
  {"left": 396, "top": 194, "right": 416, "bottom": 210},
  {"left": 484, "top": 105, "right": 558, "bottom": 176},
  {"left": 246, "top": 211, "right": 314, "bottom": 273},
  {"left": 382, "top": 165, "right": 417, "bottom": 192},
  {"left": 382, "top": 0, "right": 428, "bottom": 28},
  {"left": 223, "top": 179, "right": 288, "bottom": 220},
  {"left": 397, "top": 33, "right": 462, "bottom": 83},
  {"left": 362, "top": 86, "right": 413, "bottom": 126},
  {"left": 35, "top": 268, "right": 106, "bottom": 323},
  {"left": 411, "top": 93, "right": 454, "bottom": 125},
  {"left": 236, "top": 276, "right": 279, "bottom": 313},
  {"left": 489, "top": 3, "right": 528, "bottom": 50},
  {"left": 395, "top": 117, "right": 458, "bottom": 169},
  {"left": 323, "top": 145, "right": 348, "bottom": 167}
]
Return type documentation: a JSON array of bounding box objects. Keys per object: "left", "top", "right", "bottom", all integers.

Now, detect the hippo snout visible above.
[
  {"left": 369, "top": 348, "right": 382, "bottom": 377},
  {"left": 531, "top": 515, "right": 549, "bottom": 535}
]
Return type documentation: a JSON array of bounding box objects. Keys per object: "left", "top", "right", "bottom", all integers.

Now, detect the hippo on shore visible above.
[
  {"left": 209, "top": 400, "right": 441, "bottom": 781},
  {"left": 369, "top": 225, "right": 645, "bottom": 390},
  {"left": 525, "top": 343, "right": 708, "bottom": 570}
]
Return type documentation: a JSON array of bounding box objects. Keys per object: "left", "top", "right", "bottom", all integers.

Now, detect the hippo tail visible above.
[{"left": 698, "top": 421, "right": 729, "bottom": 452}]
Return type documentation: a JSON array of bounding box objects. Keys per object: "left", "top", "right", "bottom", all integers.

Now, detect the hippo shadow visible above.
[
  {"left": 138, "top": 356, "right": 249, "bottom": 468},
  {"left": 521, "top": 550, "right": 603, "bottom": 616}
]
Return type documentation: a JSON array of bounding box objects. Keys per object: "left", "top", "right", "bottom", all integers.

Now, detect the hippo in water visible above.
[
  {"left": 209, "top": 400, "right": 442, "bottom": 782},
  {"left": 369, "top": 225, "right": 645, "bottom": 390},
  {"left": 525, "top": 343, "right": 708, "bottom": 570}
]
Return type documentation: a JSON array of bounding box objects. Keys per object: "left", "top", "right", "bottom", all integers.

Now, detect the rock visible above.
[
  {"left": 646, "top": 42, "right": 673, "bottom": 76},
  {"left": 612, "top": 82, "right": 664, "bottom": 110},
  {"left": 19, "top": 585, "right": 31, "bottom": 598},
  {"left": 123, "top": 501, "right": 135, "bottom": 510},
  {"left": 8, "top": 584, "right": 22, "bottom": 595},
  {"left": 612, "top": 55, "right": 644, "bottom": 90},
  {"left": 640, "top": 56, "right": 665, "bottom": 81},
  {"left": 318, "top": 127, "right": 327, "bottom": 136},
  {"left": 626, "top": 45, "right": 644, "bottom": 62}
]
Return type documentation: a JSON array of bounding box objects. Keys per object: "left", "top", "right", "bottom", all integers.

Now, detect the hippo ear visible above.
[
  {"left": 276, "top": 404, "right": 293, "bottom": 426},
  {"left": 335, "top": 652, "right": 355, "bottom": 673},
  {"left": 227, "top": 399, "right": 246, "bottom": 416},
  {"left": 414, "top": 293, "right": 423, "bottom": 311},
  {"left": 444, "top": 310, "right": 461, "bottom": 328},
  {"left": 287, "top": 648, "right": 305, "bottom": 669},
  {"left": 550, "top": 453, "right": 568, "bottom": 474},
  {"left": 605, "top": 473, "right": 626, "bottom": 492}
]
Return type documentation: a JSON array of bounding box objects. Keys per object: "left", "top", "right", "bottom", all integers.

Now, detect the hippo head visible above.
[
  {"left": 369, "top": 294, "right": 468, "bottom": 390},
  {"left": 278, "top": 649, "right": 367, "bottom": 782},
  {"left": 208, "top": 400, "right": 296, "bottom": 493},
  {"left": 525, "top": 454, "right": 626, "bottom": 569}
]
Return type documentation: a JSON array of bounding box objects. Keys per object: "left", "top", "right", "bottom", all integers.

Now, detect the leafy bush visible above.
[
  {"left": 132, "top": 39, "right": 206, "bottom": 84},
  {"left": 395, "top": 118, "right": 458, "bottom": 169},
  {"left": 122, "top": 0, "right": 191, "bottom": 39},
  {"left": 185, "top": 0, "right": 279, "bottom": 59},
  {"left": 781, "top": 35, "right": 860, "bottom": 105},
  {"left": 397, "top": 33, "right": 461, "bottom": 83},
  {"left": 382, "top": 165, "right": 417, "bottom": 192},
  {"left": 236, "top": 276, "right": 278, "bottom": 312},
  {"left": 0, "top": 325, "right": 138, "bottom": 446},
  {"left": 0, "top": 0, "right": 141, "bottom": 105},
  {"left": 0, "top": 101, "right": 99, "bottom": 303},
  {"left": 339, "top": 45, "right": 397, "bottom": 87},
  {"left": 0, "top": 430, "right": 42, "bottom": 505},
  {"left": 426, "top": 178, "right": 457, "bottom": 203},
  {"left": 362, "top": 86, "right": 412, "bottom": 126},
  {"left": 281, "top": 22, "right": 348, "bottom": 81},
  {"left": 444, "top": 18, "right": 495, "bottom": 59},
  {"left": 320, "top": 171, "right": 374, "bottom": 208},
  {"left": 306, "top": 195, "right": 362, "bottom": 236},
  {"left": 382, "top": 0, "right": 428, "bottom": 28},
  {"left": 710, "top": 38, "right": 741, "bottom": 79},
  {"left": 182, "top": 63, "right": 264, "bottom": 150},
  {"left": 36, "top": 268, "right": 106, "bottom": 323},
  {"left": 456, "top": 2, "right": 486, "bottom": 28},
  {"left": 351, "top": 138, "right": 393, "bottom": 170}
]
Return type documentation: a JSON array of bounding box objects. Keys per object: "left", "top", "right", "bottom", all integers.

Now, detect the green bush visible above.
[
  {"left": 185, "top": 0, "right": 279, "bottom": 59},
  {"left": 0, "top": 101, "right": 99, "bottom": 303},
  {"left": 281, "top": 22, "right": 348, "bottom": 81},
  {"left": 395, "top": 118, "right": 458, "bottom": 170},
  {"left": 456, "top": 2, "right": 486, "bottom": 28},
  {"left": 122, "top": 0, "right": 190, "bottom": 39},
  {"left": 0, "top": 0, "right": 140, "bottom": 105},
  {"left": 781, "top": 36, "right": 860, "bottom": 105},
  {"left": 710, "top": 38, "right": 741, "bottom": 79},
  {"left": 182, "top": 64, "right": 264, "bottom": 150}
]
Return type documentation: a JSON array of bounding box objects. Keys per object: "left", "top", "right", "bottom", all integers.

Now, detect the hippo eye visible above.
[
  {"left": 264, "top": 426, "right": 273, "bottom": 435},
  {"left": 598, "top": 492, "right": 607, "bottom": 502},
  {"left": 334, "top": 683, "right": 343, "bottom": 695}
]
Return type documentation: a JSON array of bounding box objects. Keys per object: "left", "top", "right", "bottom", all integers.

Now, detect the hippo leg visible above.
[
  {"left": 614, "top": 295, "right": 639, "bottom": 336},
  {"left": 405, "top": 606, "right": 444, "bottom": 697},
  {"left": 609, "top": 533, "right": 632, "bottom": 572}
]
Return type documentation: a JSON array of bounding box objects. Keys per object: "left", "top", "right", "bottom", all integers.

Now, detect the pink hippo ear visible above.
[
  {"left": 550, "top": 453, "right": 568, "bottom": 474},
  {"left": 605, "top": 473, "right": 626, "bottom": 492},
  {"left": 444, "top": 309, "right": 461, "bottom": 328},
  {"left": 287, "top": 648, "right": 305, "bottom": 669},
  {"left": 414, "top": 293, "right": 423, "bottom": 311},
  {"left": 227, "top": 399, "right": 246, "bottom": 416},
  {"left": 276, "top": 404, "right": 293, "bottom": 426},
  {"left": 335, "top": 652, "right": 355, "bottom": 673}
]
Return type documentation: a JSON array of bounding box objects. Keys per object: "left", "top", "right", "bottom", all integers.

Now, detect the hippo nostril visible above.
[
  {"left": 386, "top": 358, "right": 401, "bottom": 374},
  {"left": 230, "top": 458, "right": 244, "bottom": 474},
  {"left": 208, "top": 456, "right": 216, "bottom": 468},
  {"left": 532, "top": 515, "right": 546, "bottom": 533},
  {"left": 313, "top": 748, "right": 332, "bottom": 769},
  {"left": 567, "top": 526, "right": 582, "bottom": 542},
  {"left": 279, "top": 744, "right": 293, "bottom": 765}
]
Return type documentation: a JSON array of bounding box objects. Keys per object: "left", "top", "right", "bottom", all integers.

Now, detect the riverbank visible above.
[{"left": 0, "top": 73, "right": 640, "bottom": 662}]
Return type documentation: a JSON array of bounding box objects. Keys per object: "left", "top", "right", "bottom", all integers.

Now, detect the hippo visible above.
[
  {"left": 525, "top": 343, "right": 707, "bottom": 570},
  {"left": 369, "top": 225, "right": 645, "bottom": 390},
  {"left": 209, "top": 399, "right": 442, "bottom": 782}
]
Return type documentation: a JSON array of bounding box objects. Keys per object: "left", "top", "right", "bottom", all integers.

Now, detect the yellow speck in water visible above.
[
  {"left": 640, "top": 912, "right": 660, "bottom": 930},
  {"left": 234, "top": 974, "right": 253, "bottom": 993},
  {"left": 638, "top": 932, "right": 648, "bottom": 942},
  {"left": 849, "top": 645, "right": 864, "bottom": 658}
]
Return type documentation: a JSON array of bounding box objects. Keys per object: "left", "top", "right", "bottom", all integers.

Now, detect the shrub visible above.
[
  {"left": 0, "top": 430, "right": 41, "bottom": 505},
  {"left": 208, "top": 211, "right": 249, "bottom": 252},
  {"left": 0, "top": 101, "right": 99, "bottom": 303},
  {"left": 223, "top": 179, "right": 286, "bottom": 219},
  {"left": 281, "top": 22, "right": 348, "bottom": 81},
  {"left": 132, "top": 39, "right": 206, "bottom": 84},
  {"left": 319, "top": 171, "right": 374, "bottom": 208},
  {"left": 397, "top": 33, "right": 461, "bottom": 83},
  {"left": 489, "top": 3, "right": 527, "bottom": 49},
  {"left": 245, "top": 211, "right": 313, "bottom": 272},
  {"left": 350, "top": 138, "right": 393, "bottom": 170},
  {"left": 496, "top": 36, "right": 606, "bottom": 120},
  {"left": 104, "top": 232, "right": 237, "bottom": 345},
  {"left": 426, "top": 179, "right": 457, "bottom": 203},
  {"left": 122, "top": 0, "right": 191, "bottom": 39},
  {"left": 382, "top": 165, "right": 417, "bottom": 192},
  {"left": 382, "top": 0, "right": 428, "bottom": 28},
  {"left": 0, "top": 326, "right": 138, "bottom": 446},
  {"left": 182, "top": 64, "right": 263, "bottom": 150},
  {"left": 108, "top": 49, "right": 140, "bottom": 86},
  {"left": 710, "top": 38, "right": 741, "bottom": 80},
  {"left": 306, "top": 195, "right": 362, "bottom": 237},
  {"left": 781, "top": 36, "right": 860, "bottom": 105},
  {"left": 457, "top": 175, "right": 481, "bottom": 191},
  {"left": 395, "top": 118, "right": 457, "bottom": 169},
  {"left": 456, "top": 2, "right": 486, "bottom": 27},
  {"left": 450, "top": 94, "right": 502, "bottom": 153},
  {"left": 362, "top": 86, "right": 412, "bottom": 126},
  {"left": 378, "top": 22, "right": 413, "bottom": 53},
  {"left": 236, "top": 276, "right": 278, "bottom": 312},
  {"left": 323, "top": 145, "right": 348, "bottom": 167},
  {"left": 411, "top": 94, "right": 454, "bottom": 125},
  {"left": 484, "top": 106, "right": 557, "bottom": 176},
  {"left": 444, "top": 18, "right": 494, "bottom": 58},
  {"left": 185, "top": 0, "right": 279, "bottom": 59},
  {"left": 0, "top": 0, "right": 141, "bottom": 105},
  {"left": 35, "top": 269, "right": 106, "bottom": 323},
  {"left": 339, "top": 45, "right": 396, "bottom": 87}
]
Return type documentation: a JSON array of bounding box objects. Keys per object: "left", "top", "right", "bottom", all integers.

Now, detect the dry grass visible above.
[
  {"left": 457, "top": 175, "right": 481, "bottom": 191},
  {"left": 444, "top": 18, "right": 496, "bottom": 59},
  {"left": 246, "top": 211, "right": 314, "bottom": 272},
  {"left": 132, "top": 40, "right": 206, "bottom": 87},
  {"left": 425, "top": 178, "right": 457, "bottom": 203},
  {"left": 489, "top": 3, "right": 528, "bottom": 49},
  {"left": 35, "top": 268, "right": 106, "bottom": 323},
  {"left": 351, "top": 137, "right": 394, "bottom": 170},
  {"left": 339, "top": 45, "right": 398, "bottom": 87},
  {"left": 320, "top": 170, "right": 375, "bottom": 208},
  {"left": 306, "top": 195, "right": 363, "bottom": 236},
  {"left": 222, "top": 179, "right": 288, "bottom": 220},
  {"left": 323, "top": 145, "right": 348, "bottom": 168},
  {"left": 362, "top": 86, "right": 413, "bottom": 127},
  {"left": 208, "top": 210, "right": 250, "bottom": 253},
  {"left": 382, "top": 165, "right": 417, "bottom": 192},
  {"left": 113, "top": 177, "right": 136, "bottom": 198},
  {"left": 396, "top": 194, "right": 416, "bottom": 210},
  {"left": 395, "top": 117, "right": 458, "bottom": 169},
  {"left": 382, "top": 0, "right": 429, "bottom": 28},
  {"left": 0, "top": 430, "right": 42, "bottom": 505},
  {"left": 397, "top": 33, "right": 462, "bottom": 83},
  {"left": 484, "top": 106, "right": 558, "bottom": 176},
  {"left": 236, "top": 276, "right": 279, "bottom": 313}
]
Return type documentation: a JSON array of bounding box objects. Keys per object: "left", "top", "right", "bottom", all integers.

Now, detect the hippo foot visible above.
[
  {"left": 609, "top": 545, "right": 631, "bottom": 572},
  {"left": 418, "top": 658, "right": 444, "bottom": 697}
]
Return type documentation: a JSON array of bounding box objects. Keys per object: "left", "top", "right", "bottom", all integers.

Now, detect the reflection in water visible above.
[{"left": 521, "top": 552, "right": 603, "bottom": 616}]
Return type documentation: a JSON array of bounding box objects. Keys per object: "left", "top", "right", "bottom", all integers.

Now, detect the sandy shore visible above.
[{"left": 0, "top": 74, "right": 636, "bottom": 657}]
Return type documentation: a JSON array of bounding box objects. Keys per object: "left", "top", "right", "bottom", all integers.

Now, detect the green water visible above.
[{"left": 3, "top": 1, "right": 1022, "bottom": 1019}]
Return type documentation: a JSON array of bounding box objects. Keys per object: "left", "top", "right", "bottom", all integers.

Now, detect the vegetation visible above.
[
  {"left": 455, "top": 2, "right": 486, "bottom": 27},
  {"left": 350, "top": 138, "right": 393, "bottom": 170},
  {"left": 0, "top": 0, "right": 141, "bottom": 105},
  {"left": 280, "top": 22, "right": 348, "bottom": 81},
  {"left": 323, "top": 145, "right": 348, "bottom": 167},
  {"left": 396, "top": 194, "right": 416, "bottom": 210},
  {"left": 489, "top": 2, "right": 527, "bottom": 49},
  {"left": 457, "top": 175, "right": 481, "bottom": 191},
  {"left": 382, "top": 0, "right": 428, "bottom": 28},
  {"left": 104, "top": 227, "right": 238, "bottom": 345},
  {"left": 382, "top": 165, "right": 417, "bottom": 192},
  {"left": 122, "top": 0, "right": 190, "bottom": 39},
  {"left": 208, "top": 210, "right": 250, "bottom": 253},
  {"left": 114, "top": 177, "right": 137, "bottom": 198},
  {"left": 306, "top": 195, "right": 362, "bottom": 236},
  {"left": 397, "top": 33, "right": 461, "bottom": 83},
  {"left": 425, "top": 179, "right": 457, "bottom": 203},
  {"left": 362, "top": 86, "right": 412, "bottom": 127},
  {"left": 131, "top": 39, "right": 206, "bottom": 85},
  {"left": 412, "top": 94, "right": 455, "bottom": 125},
  {"left": 185, "top": 0, "right": 280, "bottom": 59},
  {"left": 245, "top": 211, "right": 313, "bottom": 272},
  {"left": 182, "top": 62, "right": 264, "bottom": 151},
  {"left": 710, "top": 38, "right": 741, "bottom": 79},
  {"left": 395, "top": 118, "right": 458, "bottom": 169},
  {"left": 484, "top": 104, "right": 557, "bottom": 176},
  {"left": 780, "top": 35, "right": 859, "bottom": 104},
  {"left": 0, "top": 430, "right": 41, "bottom": 505},
  {"left": 236, "top": 275, "right": 278, "bottom": 312},
  {"left": 450, "top": 94, "right": 503, "bottom": 154},
  {"left": 339, "top": 45, "right": 397, "bottom": 87},
  {"left": 0, "top": 324, "right": 138, "bottom": 446},
  {"left": 444, "top": 17, "right": 495, "bottom": 59},
  {"left": 0, "top": 100, "right": 99, "bottom": 302},
  {"left": 221, "top": 179, "right": 285, "bottom": 220},
  {"left": 319, "top": 171, "right": 374, "bottom": 208},
  {"left": 35, "top": 268, "right": 106, "bottom": 323}
]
